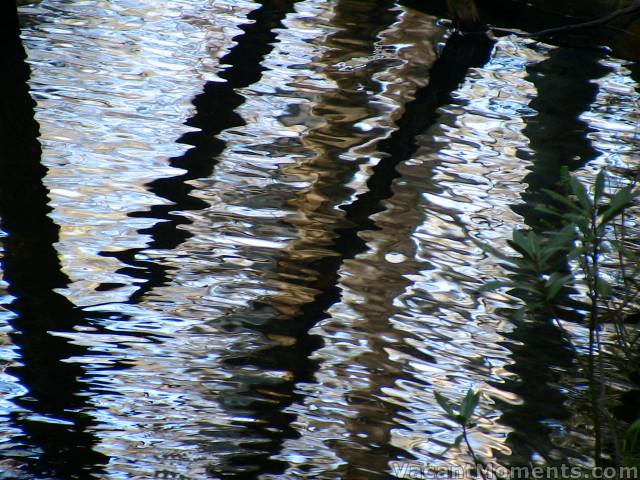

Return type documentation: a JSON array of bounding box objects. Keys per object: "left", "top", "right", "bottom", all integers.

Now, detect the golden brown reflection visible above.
[
  {"left": 273, "top": 35, "right": 548, "bottom": 477},
  {"left": 263, "top": 3, "right": 446, "bottom": 477}
]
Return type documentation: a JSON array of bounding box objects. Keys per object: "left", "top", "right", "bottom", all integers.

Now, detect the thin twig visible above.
[
  {"left": 529, "top": 0, "right": 640, "bottom": 37},
  {"left": 490, "top": 0, "right": 640, "bottom": 38},
  {"left": 588, "top": 287, "right": 603, "bottom": 466},
  {"left": 586, "top": 210, "right": 603, "bottom": 466}
]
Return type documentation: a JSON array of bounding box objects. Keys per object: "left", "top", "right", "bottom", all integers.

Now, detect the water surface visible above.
[{"left": 1, "top": 0, "right": 639, "bottom": 478}]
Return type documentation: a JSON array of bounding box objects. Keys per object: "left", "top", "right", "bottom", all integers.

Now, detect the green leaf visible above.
[
  {"left": 561, "top": 213, "right": 586, "bottom": 224},
  {"left": 460, "top": 389, "right": 480, "bottom": 423},
  {"left": 507, "top": 240, "right": 532, "bottom": 260},
  {"left": 434, "top": 391, "right": 454, "bottom": 416},
  {"left": 539, "top": 245, "right": 571, "bottom": 265},
  {"left": 567, "top": 246, "right": 585, "bottom": 261},
  {"left": 513, "top": 230, "right": 530, "bottom": 252},
  {"left": 512, "top": 283, "right": 545, "bottom": 294},
  {"left": 541, "top": 188, "right": 582, "bottom": 212},
  {"left": 594, "top": 170, "right": 605, "bottom": 204},
  {"left": 539, "top": 227, "right": 576, "bottom": 265},
  {"left": 527, "top": 231, "right": 541, "bottom": 258},
  {"left": 569, "top": 175, "right": 592, "bottom": 211},
  {"left": 627, "top": 418, "right": 640, "bottom": 434},
  {"left": 624, "top": 418, "right": 640, "bottom": 453},
  {"left": 600, "top": 187, "right": 633, "bottom": 225},
  {"left": 545, "top": 272, "right": 572, "bottom": 301},
  {"left": 547, "top": 224, "right": 577, "bottom": 248},
  {"left": 545, "top": 272, "right": 572, "bottom": 286},
  {"left": 535, "top": 205, "right": 564, "bottom": 218},
  {"left": 596, "top": 278, "right": 612, "bottom": 297},
  {"left": 546, "top": 284, "right": 561, "bottom": 301},
  {"left": 509, "top": 230, "right": 538, "bottom": 260}
]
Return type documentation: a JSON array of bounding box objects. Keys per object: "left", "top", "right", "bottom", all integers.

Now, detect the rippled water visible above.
[{"left": 1, "top": 0, "right": 639, "bottom": 478}]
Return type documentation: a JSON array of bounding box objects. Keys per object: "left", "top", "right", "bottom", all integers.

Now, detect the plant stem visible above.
[
  {"left": 588, "top": 207, "right": 604, "bottom": 466},
  {"left": 588, "top": 299, "right": 603, "bottom": 466},
  {"left": 462, "top": 424, "right": 487, "bottom": 480}
]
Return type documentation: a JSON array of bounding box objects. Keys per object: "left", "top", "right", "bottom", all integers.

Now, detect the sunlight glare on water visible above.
[{"left": 1, "top": 0, "right": 638, "bottom": 478}]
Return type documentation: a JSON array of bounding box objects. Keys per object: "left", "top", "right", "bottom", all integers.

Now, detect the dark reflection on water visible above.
[
  {"left": 104, "top": 0, "right": 300, "bottom": 304},
  {"left": 0, "top": 3, "right": 107, "bottom": 477},
  {"left": 495, "top": 48, "right": 612, "bottom": 466},
  {"left": 311, "top": 31, "right": 495, "bottom": 479},
  {"left": 213, "top": 2, "right": 407, "bottom": 475},
  {"left": 514, "top": 49, "right": 611, "bottom": 229},
  {"left": 3, "top": 0, "right": 640, "bottom": 478}
]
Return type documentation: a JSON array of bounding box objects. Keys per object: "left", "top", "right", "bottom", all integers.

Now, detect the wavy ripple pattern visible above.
[{"left": 0, "top": 0, "right": 638, "bottom": 478}]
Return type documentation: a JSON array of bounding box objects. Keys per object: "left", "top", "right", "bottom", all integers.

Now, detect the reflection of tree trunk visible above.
[
  {"left": 447, "top": 0, "right": 481, "bottom": 31},
  {"left": 333, "top": 28, "right": 495, "bottom": 479},
  {"left": 223, "top": 11, "right": 494, "bottom": 477},
  {"left": 494, "top": 48, "right": 611, "bottom": 466},
  {"left": 610, "top": 62, "right": 640, "bottom": 436},
  {"left": 215, "top": 2, "right": 405, "bottom": 476},
  {"left": 107, "top": 1, "right": 302, "bottom": 477},
  {"left": 1, "top": 3, "right": 42, "bottom": 158},
  {"left": 514, "top": 48, "right": 609, "bottom": 229},
  {"left": 402, "top": 0, "right": 640, "bottom": 61},
  {"left": 331, "top": 170, "right": 426, "bottom": 478},
  {"left": 105, "top": 0, "right": 299, "bottom": 303},
  {"left": 0, "top": 2, "right": 108, "bottom": 476}
]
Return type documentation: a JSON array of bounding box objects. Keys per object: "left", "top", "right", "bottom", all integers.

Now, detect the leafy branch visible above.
[
  {"left": 434, "top": 388, "right": 487, "bottom": 479},
  {"left": 478, "top": 167, "right": 639, "bottom": 467}
]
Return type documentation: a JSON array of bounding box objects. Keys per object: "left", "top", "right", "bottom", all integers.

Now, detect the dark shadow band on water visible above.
[
  {"left": 611, "top": 61, "right": 640, "bottom": 432},
  {"left": 248, "top": 32, "right": 496, "bottom": 339},
  {"left": 101, "top": 0, "right": 300, "bottom": 303},
  {"left": 221, "top": 28, "right": 496, "bottom": 478},
  {"left": 213, "top": 1, "right": 404, "bottom": 476},
  {"left": 493, "top": 47, "right": 611, "bottom": 465},
  {"left": 0, "top": 2, "right": 109, "bottom": 477}
]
